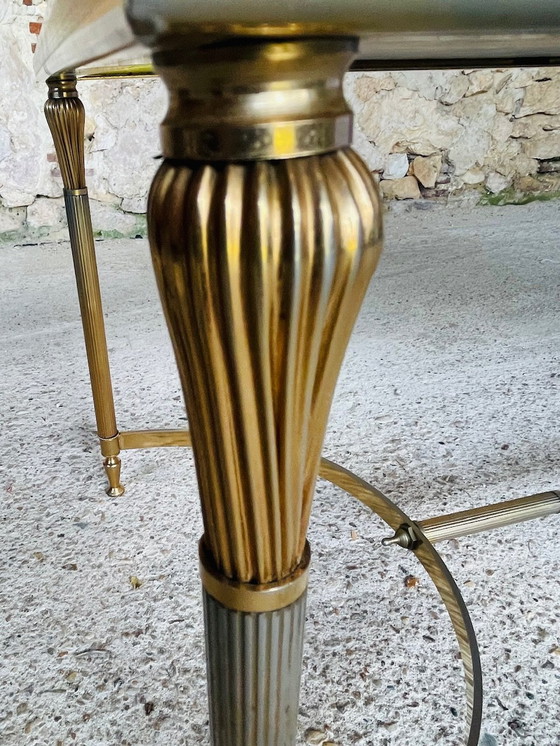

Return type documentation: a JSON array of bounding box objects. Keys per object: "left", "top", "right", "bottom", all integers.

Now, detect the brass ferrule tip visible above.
[{"left": 199, "top": 539, "right": 311, "bottom": 613}]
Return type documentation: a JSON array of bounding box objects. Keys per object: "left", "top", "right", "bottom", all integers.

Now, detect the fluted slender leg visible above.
[
  {"left": 203, "top": 589, "right": 307, "bottom": 745},
  {"left": 146, "top": 37, "right": 383, "bottom": 743},
  {"left": 45, "top": 73, "right": 124, "bottom": 496}
]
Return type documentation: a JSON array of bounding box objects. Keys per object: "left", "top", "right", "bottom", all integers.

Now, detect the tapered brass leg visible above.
[
  {"left": 146, "top": 37, "right": 383, "bottom": 743},
  {"left": 45, "top": 72, "right": 124, "bottom": 497}
]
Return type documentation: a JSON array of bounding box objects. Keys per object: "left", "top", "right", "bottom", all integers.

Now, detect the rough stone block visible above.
[
  {"left": 522, "top": 131, "right": 560, "bottom": 160},
  {"left": 380, "top": 175, "right": 421, "bottom": 200},
  {"left": 518, "top": 80, "right": 560, "bottom": 117},
  {"left": 411, "top": 155, "right": 442, "bottom": 188},
  {"left": 0, "top": 206, "right": 26, "bottom": 237},
  {"left": 383, "top": 153, "right": 409, "bottom": 180},
  {"left": 26, "top": 196, "right": 65, "bottom": 231}
]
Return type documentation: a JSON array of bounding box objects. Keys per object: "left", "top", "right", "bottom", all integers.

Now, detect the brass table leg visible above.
[
  {"left": 45, "top": 72, "right": 124, "bottom": 496},
  {"left": 146, "top": 37, "right": 382, "bottom": 743}
]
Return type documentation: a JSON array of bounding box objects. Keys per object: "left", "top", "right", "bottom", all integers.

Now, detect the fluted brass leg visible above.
[
  {"left": 45, "top": 72, "right": 124, "bottom": 497},
  {"left": 147, "top": 37, "right": 383, "bottom": 743}
]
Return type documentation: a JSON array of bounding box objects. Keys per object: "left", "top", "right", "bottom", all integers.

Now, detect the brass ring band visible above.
[
  {"left": 47, "top": 72, "right": 80, "bottom": 99},
  {"left": 161, "top": 114, "right": 353, "bottom": 161},
  {"left": 64, "top": 188, "right": 88, "bottom": 196},
  {"left": 199, "top": 540, "right": 311, "bottom": 612},
  {"left": 99, "top": 434, "right": 121, "bottom": 457}
]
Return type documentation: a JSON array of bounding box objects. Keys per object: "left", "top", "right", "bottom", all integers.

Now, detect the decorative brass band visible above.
[
  {"left": 152, "top": 38, "right": 357, "bottom": 160},
  {"left": 46, "top": 70, "right": 80, "bottom": 99},
  {"left": 99, "top": 434, "right": 121, "bottom": 458},
  {"left": 200, "top": 540, "right": 310, "bottom": 613},
  {"left": 160, "top": 116, "right": 352, "bottom": 162}
]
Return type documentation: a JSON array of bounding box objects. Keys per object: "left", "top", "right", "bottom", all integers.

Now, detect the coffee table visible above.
[{"left": 35, "top": 3, "right": 560, "bottom": 744}]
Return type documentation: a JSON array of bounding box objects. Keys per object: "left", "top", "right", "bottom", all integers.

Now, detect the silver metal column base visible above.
[{"left": 203, "top": 588, "right": 307, "bottom": 746}]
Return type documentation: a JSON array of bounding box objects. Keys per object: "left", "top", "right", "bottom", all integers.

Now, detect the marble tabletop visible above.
[{"left": 35, "top": 0, "right": 560, "bottom": 79}]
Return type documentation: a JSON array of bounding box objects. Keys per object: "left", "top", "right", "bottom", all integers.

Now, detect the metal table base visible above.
[{"left": 44, "top": 51, "right": 559, "bottom": 746}]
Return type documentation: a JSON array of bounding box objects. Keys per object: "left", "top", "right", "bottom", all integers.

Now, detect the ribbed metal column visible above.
[
  {"left": 145, "top": 37, "right": 382, "bottom": 746},
  {"left": 203, "top": 589, "right": 307, "bottom": 746},
  {"left": 419, "top": 490, "right": 560, "bottom": 544},
  {"left": 64, "top": 190, "right": 118, "bottom": 438},
  {"left": 45, "top": 73, "right": 123, "bottom": 497}
]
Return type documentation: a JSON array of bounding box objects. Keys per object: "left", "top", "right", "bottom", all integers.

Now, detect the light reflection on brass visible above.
[
  {"left": 152, "top": 38, "right": 356, "bottom": 161},
  {"left": 420, "top": 490, "right": 560, "bottom": 543},
  {"left": 146, "top": 38, "right": 383, "bottom": 745},
  {"left": 382, "top": 491, "right": 560, "bottom": 546}
]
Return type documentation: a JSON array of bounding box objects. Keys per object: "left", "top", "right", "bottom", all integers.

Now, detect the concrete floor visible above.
[{"left": 1, "top": 201, "right": 559, "bottom": 746}]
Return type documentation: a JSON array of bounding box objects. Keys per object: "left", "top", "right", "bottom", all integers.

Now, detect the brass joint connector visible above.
[
  {"left": 199, "top": 540, "right": 310, "bottom": 613},
  {"left": 99, "top": 434, "right": 121, "bottom": 458},
  {"left": 152, "top": 38, "right": 357, "bottom": 161},
  {"left": 382, "top": 523, "right": 419, "bottom": 550}
]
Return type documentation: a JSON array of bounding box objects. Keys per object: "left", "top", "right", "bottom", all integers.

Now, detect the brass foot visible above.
[{"left": 104, "top": 456, "right": 125, "bottom": 497}]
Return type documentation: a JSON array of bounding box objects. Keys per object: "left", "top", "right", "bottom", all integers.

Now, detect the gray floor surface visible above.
[{"left": 1, "top": 201, "right": 559, "bottom": 745}]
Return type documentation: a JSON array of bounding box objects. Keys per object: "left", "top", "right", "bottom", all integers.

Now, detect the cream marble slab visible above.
[{"left": 36, "top": 0, "right": 560, "bottom": 79}]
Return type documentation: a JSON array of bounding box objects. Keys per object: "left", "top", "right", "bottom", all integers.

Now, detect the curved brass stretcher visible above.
[
  {"left": 114, "top": 429, "right": 560, "bottom": 746},
  {"left": 119, "top": 425, "right": 488, "bottom": 743}
]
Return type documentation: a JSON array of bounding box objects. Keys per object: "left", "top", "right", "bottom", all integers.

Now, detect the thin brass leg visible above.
[
  {"left": 45, "top": 72, "right": 124, "bottom": 497},
  {"left": 147, "top": 38, "right": 383, "bottom": 744}
]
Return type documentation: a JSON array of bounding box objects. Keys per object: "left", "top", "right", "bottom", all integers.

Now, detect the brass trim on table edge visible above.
[
  {"left": 199, "top": 541, "right": 311, "bottom": 613},
  {"left": 77, "top": 64, "right": 156, "bottom": 80},
  {"left": 74, "top": 55, "right": 560, "bottom": 82}
]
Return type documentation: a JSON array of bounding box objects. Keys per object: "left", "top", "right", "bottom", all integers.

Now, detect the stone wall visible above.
[
  {"left": 1, "top": 0, "right": 560, "bottom": 242},
  {"left": 346, "top": 69, "right": 560, "bottom": 203}
]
